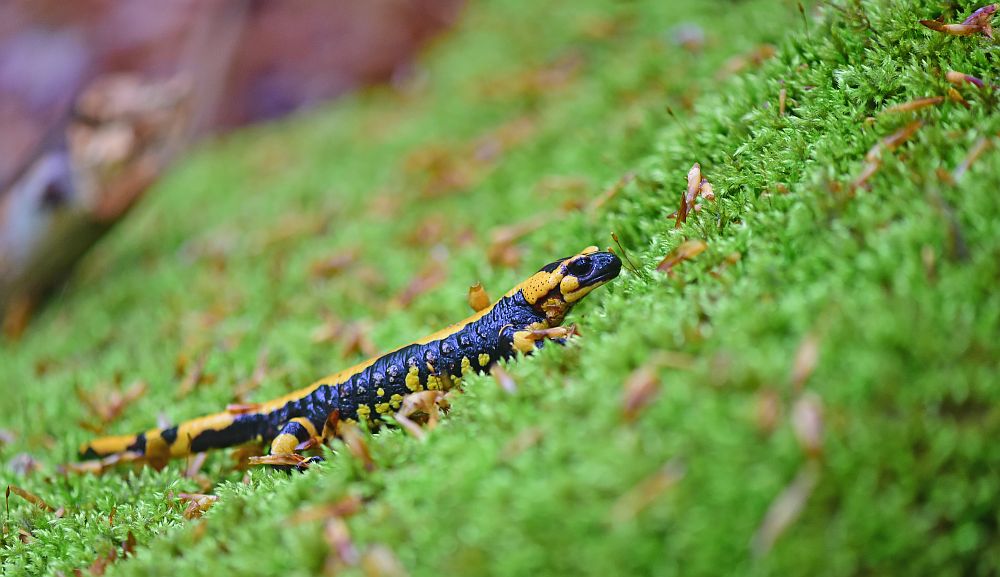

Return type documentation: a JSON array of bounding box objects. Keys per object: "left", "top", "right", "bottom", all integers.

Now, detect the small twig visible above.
[{"left": 611, "top": 232, "right": 644, "bottom": 279}]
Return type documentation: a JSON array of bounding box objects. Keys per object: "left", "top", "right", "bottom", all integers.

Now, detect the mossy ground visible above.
[{"left": 2, "top": 0, "right": 999, "bottom": 575}]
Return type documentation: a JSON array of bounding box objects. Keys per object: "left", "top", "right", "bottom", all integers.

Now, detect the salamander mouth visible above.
[
  {"left": 583, "top": 254, "right": 622, "bottom": 286},
  {"left": 588, "top": 269, "right": 619, "bottom": 285}
]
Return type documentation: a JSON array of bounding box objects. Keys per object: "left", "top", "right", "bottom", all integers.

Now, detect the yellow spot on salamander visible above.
[
  {"left": 560, "top": 275, "right": 580, "bottom": 293},
  {"left": 270, "top": 433, "right": 298, "bottom": 455},
  {"left": 356, "top": 405, "right": 371, "bottom": 420},
  {"left": 377, "top": 387, "right": 385, "bottom": 397},
  {"left": 461, "top": 357, "right": 472, "bottom": 376},
  {"left": 375, "top": 402, "right": 391, "bottom": 415},
  {"left": 426, "top": 374, "right": 442, "bottom": 391},
  {"left": 479, "top": 353, "right": 491, "bottom": 367},
  {"left": 390, "top": 394, "right": 404, "bottom": 409},
  {"left": 405, "top": 366, "right": 423, "bottom": 392},
  {"left": 513, "top": 330, "right": 537, "bottom": 354},
  {"left": 519, "top": 270, "right": 563, "bottom": 304}
]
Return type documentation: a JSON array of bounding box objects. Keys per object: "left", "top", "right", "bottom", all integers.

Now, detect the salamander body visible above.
[{"left": 79, "top": 246, "right": 621, "bottom": 469}]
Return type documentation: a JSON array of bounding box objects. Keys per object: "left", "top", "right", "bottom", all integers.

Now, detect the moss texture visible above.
[{"left": 2, "top": 0, "right": 998, "bottom": 575}]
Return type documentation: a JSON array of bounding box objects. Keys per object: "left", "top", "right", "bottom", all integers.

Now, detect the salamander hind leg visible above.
[{"left": 248, "top": 417, "right": 324, "bottom": 472}]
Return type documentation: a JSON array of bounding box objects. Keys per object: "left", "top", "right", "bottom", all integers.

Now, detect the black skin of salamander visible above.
[
  {"left": 261, "top": 290, "right": 545, "bottom": 440},
  {"left": 78, "top": 292, "right": 544, "bottom": 460}
]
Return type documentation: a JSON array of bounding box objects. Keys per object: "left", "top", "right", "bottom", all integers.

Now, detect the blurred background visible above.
[
  {"left": 0, "top": 0, "right": 463, "bottom": 336},
  {"left": 0, "top": 0, "right": 465, "bottom": 176}
]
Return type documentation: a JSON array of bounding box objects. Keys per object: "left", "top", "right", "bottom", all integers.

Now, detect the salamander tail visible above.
[{"left": 78, "top": 433, "right": 146, "bottom": 460}]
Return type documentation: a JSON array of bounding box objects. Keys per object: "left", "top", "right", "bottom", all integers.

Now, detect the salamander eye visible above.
[{"left": 565, "top": 256, "right": 591, "bottom": 277}]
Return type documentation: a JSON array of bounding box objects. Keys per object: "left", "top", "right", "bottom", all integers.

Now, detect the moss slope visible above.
[{"left": 2, "top": 1, "right": 998, "bottom": 575}]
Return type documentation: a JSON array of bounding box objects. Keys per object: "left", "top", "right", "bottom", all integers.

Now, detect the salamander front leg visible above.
[
  {"left": 506, "top": 324, "right": 579, "bottom": 355},
  {"left": 248, "top": 417, "right": 324, "bottom": 472}
]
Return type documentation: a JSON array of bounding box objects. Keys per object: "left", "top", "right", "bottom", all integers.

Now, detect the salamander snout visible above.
[{"left": 565, "top": 251, "right": 622, "bottom": 286}]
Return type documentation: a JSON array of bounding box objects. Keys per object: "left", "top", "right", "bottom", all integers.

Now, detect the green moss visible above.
[{"left": 2, "top": 0, "right": 998, "bottom": 575}]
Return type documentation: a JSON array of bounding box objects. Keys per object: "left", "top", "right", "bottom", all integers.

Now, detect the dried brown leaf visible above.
[
  {"left": 751, "top": 461, "right": 820, "bottom": 556},
  {"left": 700, "top": 179, "right": 715, "bottom": 201},
  {"left": 88, "top": 546, "right": 117, "bottom": 576},
  {"left": 6, "top": 484, "right": 56, "bottom": 512},
  {"left": 260, "top": 212, "right": 329, "bottom": 249},
  {"left": 395, "top": 390, "right": 447, "bottom": 440},
  {"left": 854, "top": 121, "right": 923, "bottom": 191},
  {"left": 394, "top": 413, "right": 426, "bottom": 441},
  {"left": 755, "top": 389, "right": 782, "bottom": 435},
  {"left": 311, "top": 314, "right": 346, "bottom": 344},
  {"left": 226, "top": 403, "right": 263, "bottom": 415},
  {"left": 674, "top": 163, "right": 702, "bottom": 228},
  {"left": 312, "top": 315, "right": 376, "bottom": 359},
  {"left": 851, "top": 159, "right": 882, "bottom": 191},
  {"left": 656, "top": 239, "right": 708, "bottom": 274},
  {"left": 309, "top": 251, "right": 359, "bottom": 279},
  {"left": 948, "top": 87, "right": 972, "bottom": 109},
  {"left": 963, "top": 3, "right": 997, "bottom": 37},
  {"left": 945, "top": 70, "right": 987, "bottom": 89},
  {"left": 880, "top": 96, "right": 943, "bottom": 114},
  {"left": 919, "top": 20, "right": 983, "bottom": 35},
  {"left": 792, "top": 393, "right": 824, "bottom": 459},
  {"left": 609, "top": 459, "right": 686, "bottom": 524},
  {"left": 183, "top": 452, "right": 208, "bottom": 479},
  {"left": 77, "top": 380, "right": 148, "bottom": 430},
  {"left": 395, "top": 261, "right": 448, "bottom": 309},
  {"left": 872, "top": 120, "right": 924, "bottom": 159},
  {"left": 490, "top": 214, "right": 548, "bottom": 248},
  {"left": 719, "top": 44, "right": 776, "bottom": 77},
  {"left": 954, "top": 137, "right": 993, "bottom": 181},
  {"left": 622, "top": 364, "right": 661, "bottom": 422},
  {"left": 501, "top": 427, "right": 545, "bottom": 461},
  {"left": 289, "top": 495, "right": 364, "bottom": 525},
  {"left": 490, "top": 364, "right": 518, "bottom": 395},
  {"left": 405, "top": 215, "right": 449, "bottom": 247},
  {"left": 177, "top": 350, "right": 212, "bottom": 398},
  {"left": 589, "top": 171, "right": 636, "bottom": 212},
  {"left": 232, "top": 348, "right": 269, "bottom": 403},
  {"left": 324, "top": 518, "right": 360, "bottom": 572},
  {"left": 122, "top": 531, "right": 137, "bottom": 558},
  {"left": 176, "top": 493, "right": 218, "bottom": 520},
  {"left": 340, "top": 322, "right": 377, "bottom": 359},
  {"left": 790, "top": 333, "right": 820, "bottom": 391},
  {"left": 361, "top": 544, "right": 409, "bottom": 577},
  {"left": 487, "top": 242, "right": 523, "bottom": 269},
  {"left": 337, "top": 421, "right": 375, "bottom": 472}
]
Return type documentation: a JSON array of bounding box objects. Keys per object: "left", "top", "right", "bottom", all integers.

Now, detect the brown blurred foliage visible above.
[{"left": 0, "top": 0, "right": 463, "bottom": 185}]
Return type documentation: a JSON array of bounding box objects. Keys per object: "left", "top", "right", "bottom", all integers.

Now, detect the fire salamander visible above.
[{"left": 79, "top": 246, "right": 622, "bottom": 470}]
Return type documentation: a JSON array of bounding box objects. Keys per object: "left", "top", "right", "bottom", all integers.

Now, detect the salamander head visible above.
[{"left": 518, "top": 246, "right": 622, "bottom": 325}]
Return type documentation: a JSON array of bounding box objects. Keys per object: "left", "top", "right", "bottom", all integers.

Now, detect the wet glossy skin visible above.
[{"left": 80, "top": 247, "right": 622, "bottom": 469}]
